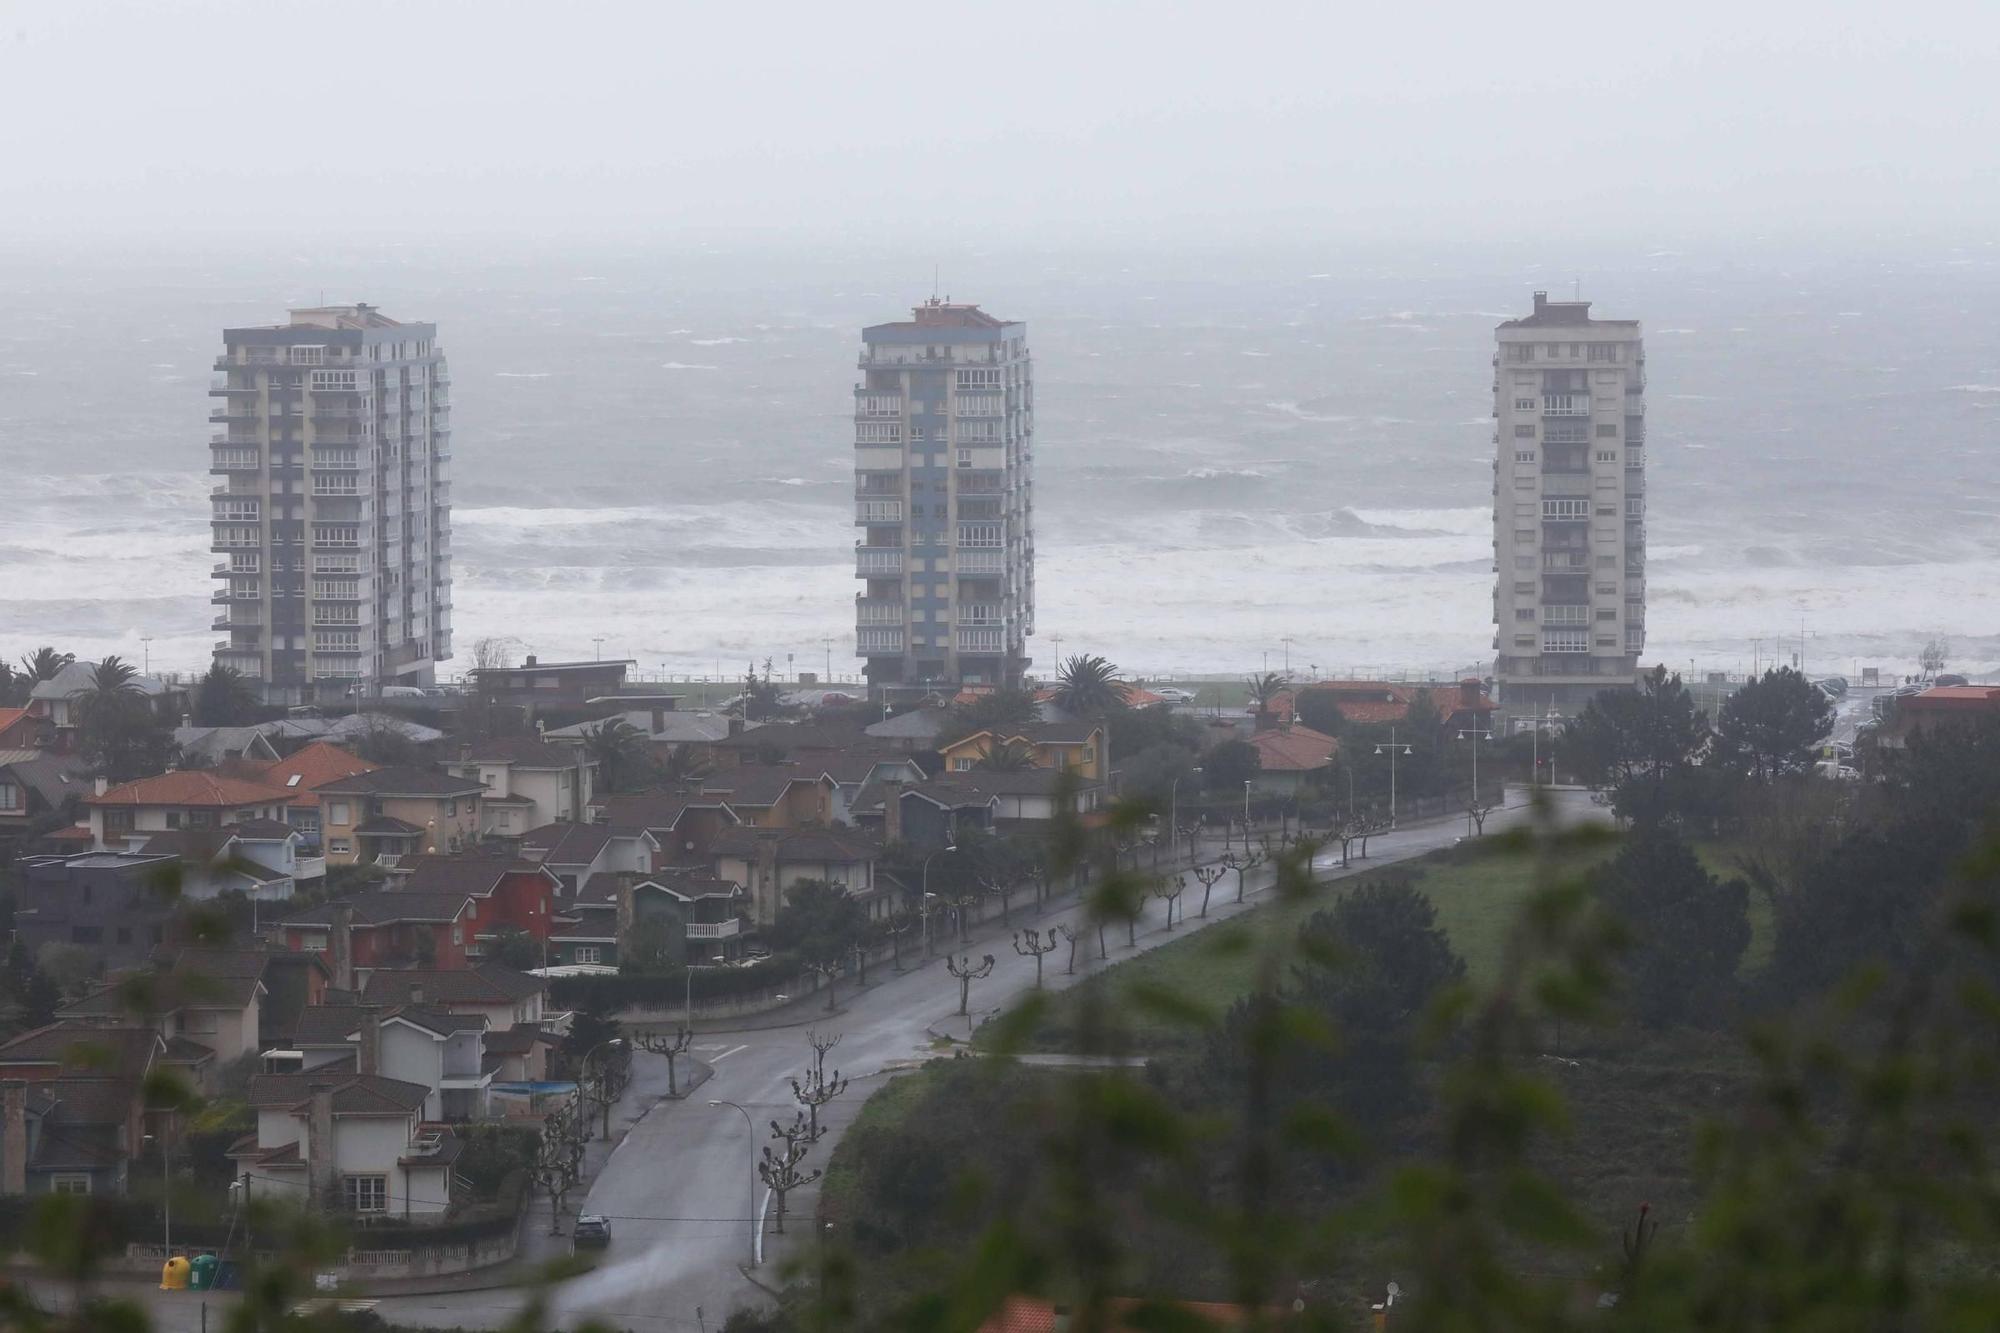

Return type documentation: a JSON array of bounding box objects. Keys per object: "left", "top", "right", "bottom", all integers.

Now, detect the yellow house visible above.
[
  {"left": 937, "top": 722, "right": 1108, "bottom": 782},
  {"left": 313, "top": 766, "right": 486, "bottom": 867},
  {"left": 696, "top": 765, "right": 837, "bottom": 829}
]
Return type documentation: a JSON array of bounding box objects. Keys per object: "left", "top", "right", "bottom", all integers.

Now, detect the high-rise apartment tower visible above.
[
  {"left": 209, "top": 304, "right": 452, "bottom": 705},
  {"left": 854, "top": 300, "right": 1035, "bottom": 693},
  {"left": 1491, "top": 292, "right": 1645, "bottom": 714}
]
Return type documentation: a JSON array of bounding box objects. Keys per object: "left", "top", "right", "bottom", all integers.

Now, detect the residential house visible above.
[
  {"left": 128, "top": 822, "right": 305, "bottom": 901},
  {"left": 544, "top": 706, "right": 734, "bottom": 769},
  {"left": 232, "top": 1073, "right": 458, "bottom": 1219},
  {"left": 170, "top": 726, "right": 280, "bottom": 767},
  {"left": 221, "top": 740, "right": 380, "bottom": 848},
  {"left": 1878, "top": 685, "right": 2000, "bottom": 749},
  {"left": 820, "top": 752, "right": 927, "bottom": 827},
  {"left": 0, "top": 707, "right": 48, "bottom": 750},
  {"left": 51, "top": 947, "right": 275, "bottom": 1089},
  {"left": 936, "top": 721, "right": 1109, "bottom": 782},
  {"left": 467, "top": 656, "right": 635, "bottom": 709},
  {"left": 481, "top": 1024, "right": 557, "bottom": 1083},
  {"left": 394, "top": 854, "right": 561, "bottom": 958},
  {"left": 518, "top": 821, "right": 658, "bottom": 896},
  {"left": 626, "top": 872, "right": 749, "bottom": 963},
  {"left": 1, "top": 1078, "right": 147, "bottom": 1198},
  {"left": 0, "top": 749, "right": 91, "bottom": 839},
  {"left": 280, "top": 891, "right": 479, "bottom": 979},
  {"left": 453, "top": 737, "right": 596, "bottom": 837},
  {"left": 705, "top": 719, "right": 867, "bottom": 769},
  {"left": 1284, "top": 678, "right": 1498, "bottom": 736},
  {"left": 287, "top": 1005, "right": 491, "bottom": 1121},
  {"left": 360, "top": 964, "right": 549, "bottom": 1034},
  {"left": 1245, "top": 723, "right": 1340, "bottom": 795},
  {"left": 12, "top": 852, "right": 182, "bottom": 971},
  {"left": 876, "top": 771, "right": 1104, "bottom": 849},
  {"left": 547, "top": 875, "right": 621, "bottom": 969},
  {"left": 313, "top": 767, "right": 485, "bottom": 867},
  {"left": 708, "top": 827, "right": 884, "bottom": 925},
  {"left": 881, "top": 784, "right": 1000, "bottom": 850},
  {"left": 26, "top": 661, "right": 183, "bottom": 753},
  {"left": 862, "top": 707, "right": 952, "bottom": 753},
  {"left": 84, "top": 770, "right": 293, "bottom": 851},
  {"left": 696, "top": 764, "right": 836, "bottom": 829},
  {"left": 593, "top": 790, "right": 742, "bottom": 863}
]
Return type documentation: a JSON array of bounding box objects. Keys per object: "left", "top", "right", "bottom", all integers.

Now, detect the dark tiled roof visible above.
[
  {"left": 711, "top": 720, "right": 868, "bottom": 753},
  {"left": 596, "top": 791, "right": 735, "bottom": 832},
  {"left": 293, "top": 1003, "right": 482, "bottom": 1045},
  {"left": 316, "top": 767, "right": 485, "bottom": 798},
  {"left": 635, "top": 870, "right": 742, "bottom": 902},
  {"left": 400, "top": 854, "right": 554, "bottom": 899},
  {"left": 481, "top": 1023, "right": 551, "bottom": 1056},
  {"left": 281, "top": 891, "right": 471, "bottom": 928},
  {"left": 460, "top": 738, "right": 586, "bottom": 767},
  {"left": 707, "top": 828, "right": 880, "bottom": 862},
  {"left": 229, "top": 818, "right": 298, "bottom": 839},
  {"left": 0, "top": 1025, "right": 161, "bottom": 1074},
  {"left": 520, "top": 822, "right": 615, "bottom": 865},
  {"left": 162, "top": 1036, "right": 216, "bottom": 1064},
  {"left": 40, "top": 1077, "right": 141, "bottom": 1127},
  {"left": 246, "top": 1072, "right": 431, "bottom": 1115},
  {"left": 360, "top": 963, "right": 544, "bottom": 1007},
  {"left": 354, "top": 815, "right": 426, "bottom": 836},
  {"left": 699, "top": 764, "right": 826, "bottom": 807}
]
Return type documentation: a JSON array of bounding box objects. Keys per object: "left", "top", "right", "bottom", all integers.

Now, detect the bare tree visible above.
[
  {"left": 582, "top": 1046, "right": 630, "bottom": 1139},
  {"left": 1234, "top": 847, "right": 1267, "bottom": 904},
  {"left": 1192, "top": 863, "right": 1228, "bottom": 918},
  {"left": 1012, "top": 929, "right": 1058, "bottom": 988},
  {"left": 883, "top": 909, "right": 918, "bottom": 972},
  {"left": 808, "top": 1029, "right": 842, "bottom": 1084},
  {"left": 471, "top": 636, "right": 520, "bottom": 671},
  {"left": 1465, "top": 799, "right": 1497, "bottom": 836},
  {"left": 1154, "top": 874, "right": 1188, "bottom": 930},
  {"left": 529, "top": 1096, "right": 587, "bottom": 1235},
  {"left": 758, "top": 1137, "right": 823, "bottom": 1234},
  {"left": 1052, "top": 922, "right": 1080, "bottom": 975},
  {"left": 806, "top": 957, "right": 842, "bottom": 1013},
  {"left": 636, "top": 1026, "right": 694, "bottom": 1098},
  {"left": 946, "top": 952, "right": 996, "bottom": 1017},
  {"left": 791, "top": 1065, "right": 849, "bottom": 1143}
]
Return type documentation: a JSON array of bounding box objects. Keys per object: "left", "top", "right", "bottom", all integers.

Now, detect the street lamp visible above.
[
  {"left": 1169, "top": 767, "right": 1202, "bottom": 862},
  {"left": 142, "top": 1129, "right": 171, "bottom": 1262},
  {"left": 1455, "top": 726, "right": 1494, "bottom": 836},
  {"left": 921, "top": 843, "right": 958, "bottom": 957},
  {"left": 1242, "top": 778, "right": 1252, "bottom": 831},
  {"left": 709, "top": 1099, "right": 759, "bottom": 1267},
  {"left": 1525, "top": 711, "right": 1562, "bottom": 787},
  {"left": 1373, "top": 727, "right": 1414, "bottom": 829}
]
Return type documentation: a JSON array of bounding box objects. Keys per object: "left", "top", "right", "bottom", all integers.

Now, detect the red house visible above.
[
  {"left": 278, "top": 890, "right": 478, "bottom": 981},
  {"left": 394, "top": 854, "right": 561, "bottom": 954}
]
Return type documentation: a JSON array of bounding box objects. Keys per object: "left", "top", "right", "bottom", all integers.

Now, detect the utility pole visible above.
[
  {"left": 1456, "top": 726, "right": 1494, "bottom": 836},
  {"left": 592, "top": 636, "right": 605, "bottom": 661},
  {"left": 1374, "top": 727, "right": 1414, "bottom": 829},
  {"left": 1281, "top": 637, "right": 1294, "bottom": 675},
  {"left": 141, "top": 636, "right": 153, "bottom": 676}
]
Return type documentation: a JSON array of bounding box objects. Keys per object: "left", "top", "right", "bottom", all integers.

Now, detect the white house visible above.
[
  {"left": 285, "top": 1005, "right": 492, "bottom": 1122},
  {"left": 518, "top": 820, "right": 658, "bottom": 895},
  {"left": 85, "top": 771, "right": 292, "bottom": 854},
  {"left": 359, "top": 964, "right": 548, "bottom": 1034},
  {"left": 454, "top": 738, "right": 595, "bottom": 836},
  {"left": 234, "top": 1072, "right": 457, "bottom": 1219},
  {"left": 707, "top": 827, "right": 885, "bottom": 925}
]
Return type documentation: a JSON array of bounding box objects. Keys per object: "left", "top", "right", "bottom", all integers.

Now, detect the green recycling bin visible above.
[{"left": 188, "top": 1253, "right": 219, "bottom": 1291}]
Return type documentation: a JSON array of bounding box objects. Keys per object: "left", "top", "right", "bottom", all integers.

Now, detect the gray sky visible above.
[{"left": 4, "top": 0, "right": 1997, "bottom": 245}]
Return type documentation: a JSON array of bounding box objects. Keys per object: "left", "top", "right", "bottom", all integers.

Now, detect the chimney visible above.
[
  {"left": 1532, "top": 289, "right": 1548, "bottom": 315},
  {"left": 727, "top": 718, "right": 745, "bottom": 737},
  {"left": 358, "top": 1009, "right": 380, "bottom": 1077},
  {"left": 2, "top": 1082, "right": 26, "bottom": 1195},
  {"left": 651, "top": 708, "right": 665, "bottom": 734},
  {"left": 93, "top": 776, "right": 109, "bottom": 797},
  {"left": 882, "top": 783, "right": 904, "bottom": 846},
  {"left": 329, "top": 904, "right": 354, "bottom": 992},
  {"left": 615, "top": 877, "right": 636, "bottom": 943},
  {"left": 1460, "top": 677, "right": 1482, "bottom": 707},
  {"left": 306, "top": 1085, "right": 337, "bottom": 1206},
  {"left": 754, "top": 832, "right": 781, "bottom": 926},
  {"left": 524, "top": 654, "right": 537, "bottom": 667}
]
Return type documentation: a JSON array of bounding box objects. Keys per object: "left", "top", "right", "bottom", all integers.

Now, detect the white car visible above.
[{"left": 1152, "top": 687, "right": 1197, "bottom": 702}]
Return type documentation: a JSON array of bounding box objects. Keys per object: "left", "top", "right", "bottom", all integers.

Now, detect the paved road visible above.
[{"left": 57, "top": 787, "right": 1598, "bottom": 1332}]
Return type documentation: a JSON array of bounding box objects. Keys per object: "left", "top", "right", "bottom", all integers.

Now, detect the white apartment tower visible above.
[
  {"left": 854, "top": 300, "right": 1035, "bottom": 693},
  {"left": 1492, "top": 292, "right": 1646, "bottom": 714},
  {"left": 209, "top": 304, "right": 452, "bottom": 705}
]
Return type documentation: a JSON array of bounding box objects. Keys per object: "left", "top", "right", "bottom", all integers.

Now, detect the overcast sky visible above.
[{"left": 4, "top": 0, "right": 1997, "bottom": 247}]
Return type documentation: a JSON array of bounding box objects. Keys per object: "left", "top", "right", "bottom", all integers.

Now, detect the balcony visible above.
[
  {"left": 1542, "top": 395, "right": 1591, "bottom": 416},
  {"left": 856, "top": 628, "right": 905, "bottom": 654},
  {"left": 956, "top": 549, "right": 1005, "bottom": 574},
  {"left": 686, "top": 919, "right": 743, "bottom": 940},
  {"left": 854, "top": 392, "right": 903, "bottom": 417},
  {"left": 856, "top": 500, "right": 904, "bottom": 524},
  {"left": 857, "top": 547, "right": 904, "bottom": 575},
  {"left": 956, "top": 628, "right": 1006, "bottom": 654},
  {"left": 856, "top": 599, "right": 902, "bottom": 625}
]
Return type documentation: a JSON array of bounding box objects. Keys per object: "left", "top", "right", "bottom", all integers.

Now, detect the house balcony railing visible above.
[
  {"left": 294, "top": 855, "right": 325, "bottom": 881},
  {"left": 1542, "top": 396, "right": 1591, "bottom": 416},
  {"left": 956, "top": 549, "right": 1005, "bottom": 574},
  {"left": 856, "top": 500, "right": 904, "bottom": 523},
  {"left": 857, "top": 547, "right": 904, "bottom": 575},
  {"left": 856, "top": 599, "right": 902, "bottom": 625},
  {"left": 686, "top": 919, "right": 743, "bottom": 940}
]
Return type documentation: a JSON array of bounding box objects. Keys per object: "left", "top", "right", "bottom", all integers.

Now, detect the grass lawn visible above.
[
  {"left": 993, "top": 833, "right": 1775, "bottom": 1054},
  {"left": 817, "top": 1069, "right": 930, "bottom": 1222}
]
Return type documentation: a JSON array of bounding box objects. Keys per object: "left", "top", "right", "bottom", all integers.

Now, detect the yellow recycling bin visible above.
[{"left": 160, "top": 1254, "right": 191, "bottom": 1290}]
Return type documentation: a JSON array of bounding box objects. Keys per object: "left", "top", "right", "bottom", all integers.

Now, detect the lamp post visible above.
[
  {"left": 143, "top": 1129, "right": 170, "bottom": 1262},
  {"left": 921, "top": 844, "right": 958, "bottom": 957},
  {"left": 708, "top": 1099, "right": 759, "bottom": 1267},
  {"left": 1526, "top": 711, "right": 1562, "bottom": 787},
  {"left": 1455, "top": 726, "right": 1494, "bottom": 836},
  {"left": 1169, "top": 767, "right": 1203, "bottom": 863},
  {"left": 1374, "top": 727, "right": 1414, "bottom": 829},
  {"left": 1242, "top": 779, "right": 1252, "bottom": 833}
]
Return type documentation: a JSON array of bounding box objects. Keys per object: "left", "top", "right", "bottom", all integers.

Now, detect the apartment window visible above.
[
  {"left": 1542, "top": 499, "right": 1589, "bottom": 519},
  {"left": 1514, "top": 608, "right": 1536, "bottom": 622},
  {"left": 327, "top": 839, "right": 351, "bottom": 856},
  {"left": 288, "top": 345, "right": 327, "bottom": 366},
  {"left": 1514, "top": 451, "right": 1535, "bottom": 463},
  {"left": 215, "top": 501, "right": 260, "bottom": 521},
  {"left": 1596, "top": 636, "right": 1618, "bottom": 648},
  {"left": 1597, "top": 555, "right": 1617, "bottom": 568},
  {"left": 1514, "top": 555, "right": 1536, "bottom": 570},
  {"left": 313, "top": 525, "right": 360, "bottom": 548},
  {"left": 1507, "top": 344, "right": 1535, "bottom": 362},
  {"left": 1513, "top": 397, "right": 1536, "bottom": 411},
  {"left": 856, "top": 422, "right": 903, "bottom": 444},
  {"left": 1514, "top": 529, "right": 1535, "bottom": 543},
  {"left": 1513, "top": 425, "right": 1536, "bottom": 439},
  {"left": 326, "top": 802, "right": 351, "bottom": 825},
  {"left": 953, "top": 756, "right": 976, "bottom": 772},
  {"left": 957, "top": 523, "right": 1002, "bottom": 548},
  {"left": 1596, "top": 505, "right": 1617, "bottom": 517},
  {"left": 1596, "top": 423, "right": 1618, "bottom": 438},
  {"left": 574, "top": 946, "right": 601, "bottom": 965},
  {"left": 1588, "top": 345, "right": 1615, "bottom": 362},
  {"left": 342, "top": 1175, "right": 387, "bottom": 1213},
  {"left": 312, "top": 606, "right": 360, "bottom": 625},
  {"left": 1597, "top": 582, "right": 1618, "bottom": 595},
  {"left": 1542, "top": 628, "right": 1590, "bottom": 653},
  {"left": 309, "top": 369, "right": 358, "bottom": 391},
  {"left": 1513, "top": 581, "right": 1535, "bottom": 595},
  {"left": 313, "top": 579, "right": 360, "bottom": 599},
  {"left": 1626, "top": 497, "right": 1645, "bottom": 518},
  {"left": 957, "top": 449, "right": 972, "bottom": 468},
  {"left": 1597, "top": 451, "right": 1618, "bottom": 463},
  {"left": 313, "top": 631, "right": 360, "bottom": 652},
  {"left": 50, "top": 1175, "right": 90, "bottom": 1196},
  {"left": 1597, "top": 609, "right": 1618, "bottom": 620}
]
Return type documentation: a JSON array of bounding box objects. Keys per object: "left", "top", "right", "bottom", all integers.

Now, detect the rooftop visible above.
[
  {"left": 316, "top": 766, "right": 485, "bottom": 798},
  {"left": 359, "top": 963, "right": 545, "bottom": 1007},
  {"left": 87, "top": 770, "right": 290, "bottom": 809},
  {"left": 1497, "top": 290, "right": 1640, "bottom": 331}
]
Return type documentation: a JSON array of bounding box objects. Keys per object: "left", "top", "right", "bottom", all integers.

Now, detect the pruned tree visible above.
[
  {"left": 808, "top": 1029, "right": 842, "bottom": 1085},
  {"left": 1234, "top": 847, "right": 1266, "bottom": 904},
  {"left": 883, "top": 909, "right": 918, "bottom": 972},
  {"left": 1052, "top": 922, "right": 1080, "bottom": 975},
  {"left": 758, "top": 1137, "right": 823, "bottom": 1234},
  {"left": 530, "top": 1096, "right": 587, "bottom": 1234},
  {"left": 946, "top": 952, "right": 996, "bottom": 1017},
  {"left": 1465, "top": 799, "right": 1497, "bottom": 836},
  {"left": 1154, "top": 874, "right": 1188, "bottom": 930},
  {"left": 791, "top": 1063, "right": 849, "bottom": 1142},
  {"left": 1013, "top": 928, "right": 1058, "bottom": 988},
  {"left": 636, "top": 1026, "right": 694, "bottom": 1097},
  {"left": 1192, "top": 862, "right": 1228, "bottom": 918}
]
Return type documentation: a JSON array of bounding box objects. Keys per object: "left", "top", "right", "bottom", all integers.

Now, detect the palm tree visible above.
[
  {"left": 582, "top": 719, "right": 646, "bottom": 795},
  {"left": 1246, "top": 672, "right": 1293, "bottom": 725},
  {"left": 1052, "top": 654, "right": 1123, "bottom": 719},
  {"left": 659, "top": 743, "right": 713, "bottom": 789},
  {"left": 977, "top": 738, "right": 1038, "bottom": 773},
  {"left": 76, "top": 656, "right": 140, "bottom": 730},
  {"left": 193, "top": 662, "right": 257, "bottom": 727},
  {"left": 19, "top": 646, "right": 72, "bottom": 684},
  {"left": 75, "top": 656, "right": 160, "bottom": 783}
]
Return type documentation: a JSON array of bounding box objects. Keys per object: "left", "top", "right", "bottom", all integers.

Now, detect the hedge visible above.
[{"left": 547, "top": 952, "right": 801, "bottom": 1012}]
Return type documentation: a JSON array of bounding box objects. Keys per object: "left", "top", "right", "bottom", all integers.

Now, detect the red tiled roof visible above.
[
  {"left": 1030, "top": 683, "right": 1167, "bottom": 709},
  {"left": 0, "top": 707, "right": 30, "bottom": 734},
  {"left": 87, "top": 770, "right": 291, "bottom": 809},
  {"left": 239, "top": 741, "right": 379, "bottom": 809},
  {"left": 1906, "top": 686, "right": 2000, "bottom": 711},
  {"left": 1247, "top": 724, "right": 1340, "bottom": 772}
]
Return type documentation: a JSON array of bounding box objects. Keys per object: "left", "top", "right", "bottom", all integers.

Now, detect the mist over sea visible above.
[{"left": 2, "top": 237, "right": 1997, "bottom": 686}]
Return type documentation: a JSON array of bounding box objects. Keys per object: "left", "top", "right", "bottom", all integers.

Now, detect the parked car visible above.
[
  {"left": 573, "top": 1215, "right": 611, "bottom": 1249},
  {"left": 1935, "top": 673, "right": 1969, "bottom": 688},
  {"left": 1153, "top": 687, "right": 1197, "bottom": 702}
]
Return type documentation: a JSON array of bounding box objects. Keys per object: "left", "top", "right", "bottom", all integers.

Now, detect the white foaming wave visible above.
[
  {"left": 1182, "top": 466, "right": 1271, "bottom": 480},
  {"left": 456, "top": 500, "right": 841, "bottom": 549},
  {"left": 689, "top": 337, "right": 748, "bottom": 346},
  {"left": 660, "top": 362, "right": 718, "bottom": 371},
  {"left": 495, "top": 371, "right": 552, "bottom": 378},
  {"left": 1947, "top": 384, "right": 2000, "bottom": 393},
  {"left": 1347, "top": 506, "right": 1490, "bottom": 536}
]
